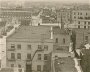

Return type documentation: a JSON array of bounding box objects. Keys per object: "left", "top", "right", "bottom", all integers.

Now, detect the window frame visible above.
[
  {"left": 11, "top": 64, "right": 14, "bottom": 67},
  {"left": 55, "top": 38, "right": 58, "bottom": 43},
  {"left": 63, "top": 38, "right": 65, "bottom": 44},
  {"left": 44, "top": 45, "right": 48, "bottom": 51},
  {"left": 27, "top": 45, "right": 31, "bottom": 50},
  {"left": 27, "top": 53, "right": 31, "bottom": 60},
  {"left": 37, "top": 65, "right": 41, "bottom": 71},
  {"left": 11, "top": 44, "right": 15, "bottom": 49},
  {"left": 38, "top": 45, "right": 42, "bottom": 50},
  {"left": 17, "top": 53, "right": 21, "bottom": 59},
  {"left": 17, "top": 44, "right": 21, "bottom": 50},
  {"left": 11, "top": 53, "right": 15, "bottom": 59},
  {"left": 38, "top": 54, "right": 41, "bottom": 60},
  {"left": 44, "top": 54, "right": 48, "bottom": 60}
]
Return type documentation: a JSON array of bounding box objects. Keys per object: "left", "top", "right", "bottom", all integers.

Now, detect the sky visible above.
[{"left": 0, "top": 0, "right": 90, "bottom": 4}]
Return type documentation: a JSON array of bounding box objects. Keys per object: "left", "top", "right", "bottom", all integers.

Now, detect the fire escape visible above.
[{"left": 26, "top": 34, "right": 45, "bottom": 72}]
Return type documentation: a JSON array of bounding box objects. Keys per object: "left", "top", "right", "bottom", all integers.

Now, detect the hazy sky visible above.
[{"left": 0, "top": 0, "right": 90, "bottom": 3}]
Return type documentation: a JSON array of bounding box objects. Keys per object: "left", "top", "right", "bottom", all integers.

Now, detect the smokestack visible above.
[
  {"left": 60, "top": 11, "right": 64, "bottom": 29},
  {"left": 50, "top": 26, "right": 53, "bottom": 39}
]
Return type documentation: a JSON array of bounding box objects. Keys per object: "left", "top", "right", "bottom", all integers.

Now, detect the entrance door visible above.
[{"left": 26, "top": 64, "right": 32, "bottom": 72}]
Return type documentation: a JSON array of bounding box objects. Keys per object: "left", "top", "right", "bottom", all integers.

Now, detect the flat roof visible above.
[
  {"left": 54, "top": 57, "right": 77, "bottom": 72},
  {"left": 7, "top": 26, "right": 51, "bottom": 40}
]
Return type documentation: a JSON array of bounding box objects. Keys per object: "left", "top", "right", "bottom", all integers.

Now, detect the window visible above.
[
  {"left": 44, "top": 45, "right": 48, "bottom": 51},
  {"left": 37, "top": 65, "right": 41, "bottom": 71},
  {"left": 86, "top": 13, "right": 87, "bottom": 15},
  {"left": 88, "top": 22, "right": 90, "bottom": 25},
  {"left": 38, "top": 45, "right": 42, "bottom": 50},
  {"left": 18, "top": 64, "right": 21, "bottom": 68},
  {"left": 27, "top": 54, "right": 31, "bottom": 60},
  {"left": 63, "top": 38, "right": 65, "bottom": 44},
  {"left": 80, "top": 13, "right": 82, "bottom": 15},
  {"left": 85, "top": 36, "right": 88, "bottom": 41},
  {"left": 11, "top": 53, "right": 15, "bottom": 59},
  {"left": 78, "top": 25, "right": 80, "bottom": 29},
  {"left": 27, "top": 45, "right": 31, "bottom": 50},
  {"left": 43, "top": 65, "right": 47, "bottom": 71},
  {"left": 38, "top": 54, "right": 41, "bottom": 60},
  {"left": 44, "top": 54, "right": 48, "bottom": 60},
  {"left": 17, "top": 44, "right": 21, "bottom": 50},
  {"left": 11, "top": 64, "right": 14, "bottom": 67},
  {"left": 84, "top": 26, "right": 86, "bottom": 29},
  {"left": 78, "top": 12, "right": 79, "bottom": 15},
  {"left": 78, "top": 21, "right": 80, "bottom": 24},
  {"left": 74, "top": 16, "right": 76, "bottom": 19},
  {"left": 17, "top": 53, "right": 21, "bottom": 59},
  {"left": 11, "top": 44, "right": 15, "bottom": 49},
  {"left": 55, "top": 38, "right": 58, "bottom": 43},
  {"left": 84, "top": 22, "right": 86, "bottom": 24},
  {"left": 18, "top": 69, "right": 22, "bottom": 72}
]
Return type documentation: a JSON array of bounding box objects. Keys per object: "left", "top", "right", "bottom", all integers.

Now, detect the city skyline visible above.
[{"left": 0, "top": 0, "right": 89, "bottom": 3}]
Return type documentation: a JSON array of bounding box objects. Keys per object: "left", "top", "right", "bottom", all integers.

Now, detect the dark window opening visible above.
[
  {"left": 44, "top": 54, "right": 48, "bottom": 60},
  {"left": 17, "top": 44, "right": 21, "bottom": 49},
  {"left": 37, "top": 65, "right": 41, "bottom": 71},
  {"left": 11, "top": 53, "right": 15, "bottom": 59},
  {"left": 38, "top": 54, "right": 41, "bottom": 60},
  {"left": 56, "top": 38, "right": 58, "bottom": 43},
  {"left": 63, "top": 38, "right": 65, "bottom": 44},
  {"left": 27, "top": 54, "right": 31, "bottom": 60},
  {"left": 17, "top": 53, "right": 21, "bottom": 59}
]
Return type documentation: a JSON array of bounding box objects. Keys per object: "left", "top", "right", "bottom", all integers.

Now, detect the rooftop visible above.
[
  {"left": 53, "top": 26, "right": 70, "bottom": 34},
  {"left": 0, "top": 68, "right": 14, "bottom": 72},
  {"left": 7, "top": 25, "right": 51, "bottom": 40},
  {"left": 54, "top": 57, "right": 77, "bottom": 72},
  {"left": 72, "top": 28, "right": 90, "bottom": 34}
]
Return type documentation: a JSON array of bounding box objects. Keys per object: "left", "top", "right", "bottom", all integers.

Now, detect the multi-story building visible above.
[
  {"left": 71, "top": 29, "right": 90, "bottom": 49},
  {"left": 56, "top": 8, "right": 72, "bottom": 25},
  {"left": 53, "top": 26, "right": 70, "bottom": 51},
  {"left": 72, "top": 10, "right": 90, "bottom": 29},
  {"left": 0, "top": 7, "right": 32, "bottom": 25},
  {"left": 6, "top": 26, "right": 53, "bottom": 72},
  {"left": 41, "top": 8, "right": 57, "bottom": 23}
]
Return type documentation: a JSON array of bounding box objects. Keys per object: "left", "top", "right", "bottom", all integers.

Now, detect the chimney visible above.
[{"left": 50, "top": 26, "right": 53, "bottom": 39}]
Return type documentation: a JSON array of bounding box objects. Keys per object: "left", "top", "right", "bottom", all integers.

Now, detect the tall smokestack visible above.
[
  {"left": 61, "top": 11, "right": 64, "bottom": 29},
  {"left": 50, "top": 26, "right": 53, "bottom": 39}
]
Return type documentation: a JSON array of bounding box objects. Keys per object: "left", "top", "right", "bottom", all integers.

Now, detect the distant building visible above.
[
  {"left": 6, "top": 26, "right": 53, "bottom": 72},
  {"left": 0, "top": 7, "right": 32, "bottom": 25},
  {"left": 56, "top": 8, "right": 72, "bottom": 25},
  {"left": 72, "top": 10, "right": 90, "bottom": 29},
  {"left": 41, "top": 8, "right": 57, "bottom": 23}
]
